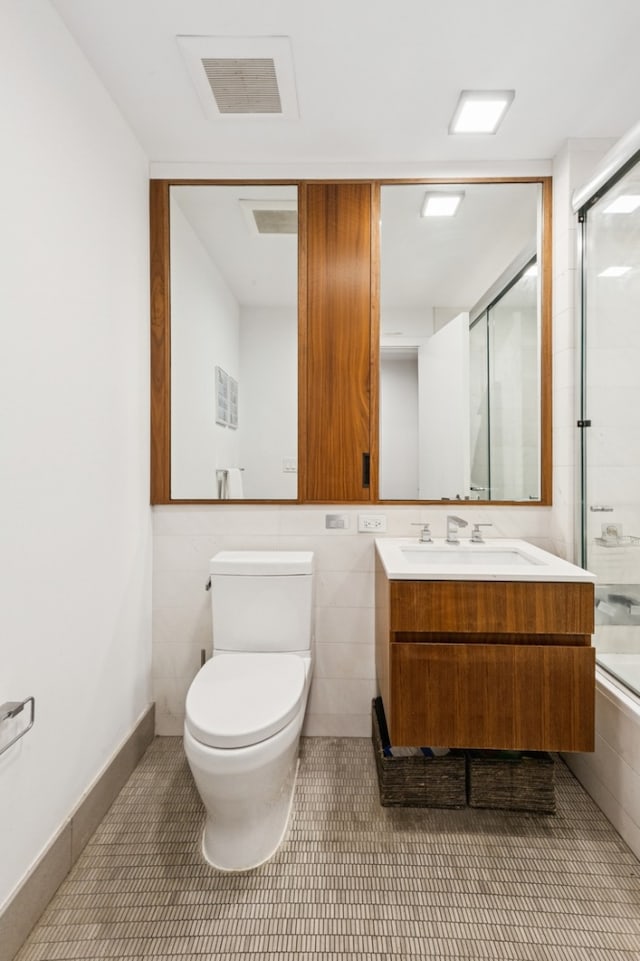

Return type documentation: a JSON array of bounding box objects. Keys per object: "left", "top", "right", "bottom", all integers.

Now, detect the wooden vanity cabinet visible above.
[{"left": 375, "top": 558, "right": 595, "bottom": 752}]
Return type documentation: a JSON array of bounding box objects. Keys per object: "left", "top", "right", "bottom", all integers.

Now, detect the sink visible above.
[
  {"left": 400, "top": 546, "right": 540, "bottom": 567},
  {"left": 375, "top": 537, "right": 595, "bottom": 582}
]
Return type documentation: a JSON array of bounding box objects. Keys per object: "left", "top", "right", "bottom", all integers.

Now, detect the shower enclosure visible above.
[
  {"left": 578, "top": 149, "right": 640, "bottom": 698},
  {"left": 469, "top": 259, "right": 540, "bottom": 501}
]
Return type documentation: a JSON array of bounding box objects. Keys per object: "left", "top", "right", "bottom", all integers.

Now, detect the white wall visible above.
[
  {"left": 418, "top": 313, "right": 470, "bottom": 499},
  {"left": 0, "top": 0, "right": 152, "bottom": 909},
  {"left": 239, "top": 306, "right": 298, "bottom": 500},
  {"left": 170, "top": 198, "right": 240, "bottom": 499},
  {"left": 379, "top": 353, "right": 419, "bottom": 499}
]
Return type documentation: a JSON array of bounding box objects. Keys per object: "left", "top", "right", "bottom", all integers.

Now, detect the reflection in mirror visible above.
[
  {"left": 470, "top": 261, "right": 540, "bottom": 501},
  {"left": 170, "top": 185, "right": 298, "bottom": 500},
  {"left": 379, "top": 182, "right": 541, "bottom": 501}
]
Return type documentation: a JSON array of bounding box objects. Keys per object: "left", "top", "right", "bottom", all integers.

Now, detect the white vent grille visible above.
[
  {"left": 178, "top": 36, "right": 299, "bottom": 121},
  {"left": 239, "top": 199, "right": 298, "bottom": 235},
  {"left": 202, "top": 58, "right": 282, "bottom": 114},
  {"left": 253, "top": 209, "right": 297, "bottom": 234}
]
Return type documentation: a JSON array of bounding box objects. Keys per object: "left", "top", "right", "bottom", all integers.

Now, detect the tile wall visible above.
[
  {"left": 152, "top": 504, "right": 555, "bottom": 736},
  {"left": 567, "top": 671, "right": 640, "bottom": 860}
]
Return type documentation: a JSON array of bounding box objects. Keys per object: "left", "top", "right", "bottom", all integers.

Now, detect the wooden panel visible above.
[
  {"left": 539, "top": 176, "right": 553, "bottom": 505},
  {"left": 296, "top": 184, "right": 309, "bottom": 504},
  {"left": 393, "top": 631, "right": 592, "bottom": 647},
  {"left": 304, "top": 183, "right": 372, "bottom": 501},
  {"left": 390, "top": 580, "right": 595, "bottom": 635},
  {"left": 149, "top": 180, "right": 171, "bottom": 504},
  {"left": 368, "top": 183, "right": 380, "bottom": 502},
  {"left": 390, "top": 643, "right": 595, "bottom": 752},
  {"left": 375, "top": 555, "right": 391, "bottom": 708}
]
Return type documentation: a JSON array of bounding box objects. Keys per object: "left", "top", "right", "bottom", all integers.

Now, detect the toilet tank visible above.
[{"left": 209, "top": 551, "right": 314, "bottom": 654}]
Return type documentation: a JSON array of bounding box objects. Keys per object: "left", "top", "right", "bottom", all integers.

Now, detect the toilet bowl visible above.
[{"left": 183, "top": 550, "right": 314, "bottom": 871}]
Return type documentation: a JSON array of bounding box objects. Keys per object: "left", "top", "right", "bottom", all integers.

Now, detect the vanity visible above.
[{"left": 375, "top": 537, "right": 596, "bottom": 752}]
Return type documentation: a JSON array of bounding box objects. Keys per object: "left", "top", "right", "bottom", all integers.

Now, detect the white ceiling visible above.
[
  {"left": 50, "top": 0, "right": 640, "bottom": 171},
  {"left": 48, "top": 0, "right": 640, "bottom": 315}
]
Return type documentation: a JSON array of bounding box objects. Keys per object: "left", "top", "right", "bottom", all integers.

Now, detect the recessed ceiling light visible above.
[
  {"left": 449, "top": 90, "right": 515, "bottom": 134},
  {"left": 421, "top": 191, "right": 465, "bottom": 217},
  {"left": 603, "top": 195, "right": 640, "bottom": 214},
  {"left": 598, "top": 266, "right": 631, "bottom": 277}
]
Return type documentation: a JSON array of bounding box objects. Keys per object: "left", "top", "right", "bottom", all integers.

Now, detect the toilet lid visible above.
[{"left": 185, "top": 653, "right": 307, "bottom": 749}]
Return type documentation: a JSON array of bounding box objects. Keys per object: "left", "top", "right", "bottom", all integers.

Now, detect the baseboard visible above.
[{"left": 0, "top": 703, "right": 155, "bottom": 961}]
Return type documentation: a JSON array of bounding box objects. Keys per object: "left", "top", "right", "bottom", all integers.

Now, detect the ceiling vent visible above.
[
  {"left": 239, "top": 199, "right": 297, "bottom": 235},
  {"left": 202, "top": 58, "right": 281, "bottom": 115},
  {"left": 178, "top": 36, "right": 299, "bottom": 120}
]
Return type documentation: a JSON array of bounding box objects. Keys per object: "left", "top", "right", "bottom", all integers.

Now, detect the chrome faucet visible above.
[
  {"left": 446, "top": 514, "right": 468, "bottom": 544},
  {"left": 411, "top": 522, "right": 432, "bottom": 542},
  {"left": 471, "top": 522, "right": 493, "bottom": 543}
]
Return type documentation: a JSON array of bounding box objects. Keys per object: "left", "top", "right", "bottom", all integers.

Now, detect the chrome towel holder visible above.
[{"left": 0, "top": 696, "right": 35, "bottom": 757}]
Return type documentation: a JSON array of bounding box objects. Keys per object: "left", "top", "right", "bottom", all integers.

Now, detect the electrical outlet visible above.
[{"left": 358, "top": 513, "right": 387, "bottom": 533}]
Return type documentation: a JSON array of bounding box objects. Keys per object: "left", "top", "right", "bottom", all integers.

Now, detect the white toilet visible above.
[{"left": 184, "top": 550, "right": 314, "bottom": 871}]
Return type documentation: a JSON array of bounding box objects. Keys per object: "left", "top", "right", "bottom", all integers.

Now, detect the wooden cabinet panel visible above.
[
  {"left": 303, "top": 183, "right": 372, "bottom": 501},
  {"left": 374, "top": 556, "right": 596, "bottom": 753},
  {"left": 390, "top": 580, "right": 595, "bottom": 635},
  {"left": 390, "top": 642, "right": 595, "bottom": 751}
]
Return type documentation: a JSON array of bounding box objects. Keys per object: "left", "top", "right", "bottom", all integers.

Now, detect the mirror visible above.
[
  {"left": 169, "top": 184, "right": 298, "bottom": 500},
  {"left": 379, "top": 180, "right": 547, "bottom": 502},
  {"left": 150, "top": 177, "right": 550, "bottom": 505}
]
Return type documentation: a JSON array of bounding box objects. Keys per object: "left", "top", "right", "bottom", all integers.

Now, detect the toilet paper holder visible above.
[{"left": 0, "top": 696, "right": 35, "bottom": 757}]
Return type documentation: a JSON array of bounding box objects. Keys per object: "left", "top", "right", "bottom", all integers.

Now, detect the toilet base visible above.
[
  {"left": 201, "top": 758, "right": 299, "bottom": 872},
  {"left": 184, "top": 693, "right": 307, "bottom": 872}
]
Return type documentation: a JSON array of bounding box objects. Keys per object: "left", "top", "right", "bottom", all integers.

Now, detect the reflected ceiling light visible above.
[
  {"left": 603, "top": 194, "right": 640, "bottom": 214},
  {"left": 598, "top": 266, "right": 631, "bottom": 277},
  {"left": 523, "top": 264, "right": 538, "bottom": 278},
  {"left": 449, "top": 90, "right": 515, "bottom": 134},
  {"left": 421, "top": 190, "right": 465, "bottom": 217}
]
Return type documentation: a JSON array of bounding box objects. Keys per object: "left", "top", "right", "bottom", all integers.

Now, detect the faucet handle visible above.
[
  {"left": 411, "top": 522, "right": 433, "bottom": 542},
  {"left": 471, "top": 523, "right": 492, "bottom": 543}
]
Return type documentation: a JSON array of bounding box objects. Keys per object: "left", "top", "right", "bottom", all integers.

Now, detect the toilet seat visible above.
[{"left": 186, "top": 653, "right": 307, "bottom": 749}]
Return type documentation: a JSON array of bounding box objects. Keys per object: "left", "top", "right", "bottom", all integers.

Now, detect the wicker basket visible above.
[
  {"left": 371, "top": 699, "right": 466, "bottom": 808},
  {"left": 467, "top": 749, "right": 556, "bottom": 814}
]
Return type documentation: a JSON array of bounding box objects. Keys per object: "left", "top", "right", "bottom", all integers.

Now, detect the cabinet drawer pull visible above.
[{"left": 362, "top": 452, "right": 370, "bottom": 488}]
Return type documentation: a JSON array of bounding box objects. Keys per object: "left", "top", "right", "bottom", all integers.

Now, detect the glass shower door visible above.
[{"left": 581, "top": 156, "right": 640, "bottom": 697}]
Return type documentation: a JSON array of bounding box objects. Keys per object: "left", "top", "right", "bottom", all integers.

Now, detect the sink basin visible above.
[
  {"left": 375, "top": 537, "right": 595, "bottom": 582},
  {"left": 400, "top": 546, "right": 540, "bottom": 567}
]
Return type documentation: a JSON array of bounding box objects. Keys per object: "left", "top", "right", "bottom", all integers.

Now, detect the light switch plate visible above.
[{"left": 326, "top": 514, "right": 349, "bottom": 530}]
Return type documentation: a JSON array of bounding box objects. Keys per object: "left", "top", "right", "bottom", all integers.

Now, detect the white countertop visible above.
[{"left": 375, "top": 537, "right": 596, "bottom": 583}]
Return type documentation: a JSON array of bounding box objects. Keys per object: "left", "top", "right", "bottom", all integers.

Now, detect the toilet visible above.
[{"left": 184, "top": 550, "right": 314, "bottom": 871}]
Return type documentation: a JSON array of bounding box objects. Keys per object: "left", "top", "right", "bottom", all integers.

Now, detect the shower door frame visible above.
[{"left": 577, "top": 144, "right": 640, "bottom": 696}]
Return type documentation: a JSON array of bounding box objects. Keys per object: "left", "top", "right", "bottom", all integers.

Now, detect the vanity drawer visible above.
[
  {"left": 389, "top": 580, "right": 595, "bottom": 636},
  {"left": 389, "top": 642, "right": 595, "bottom": 752}
]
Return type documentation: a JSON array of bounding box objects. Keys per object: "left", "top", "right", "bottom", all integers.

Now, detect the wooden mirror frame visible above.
[{"left": 150, "top": 176, "right": 552, "bottom": 506}]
